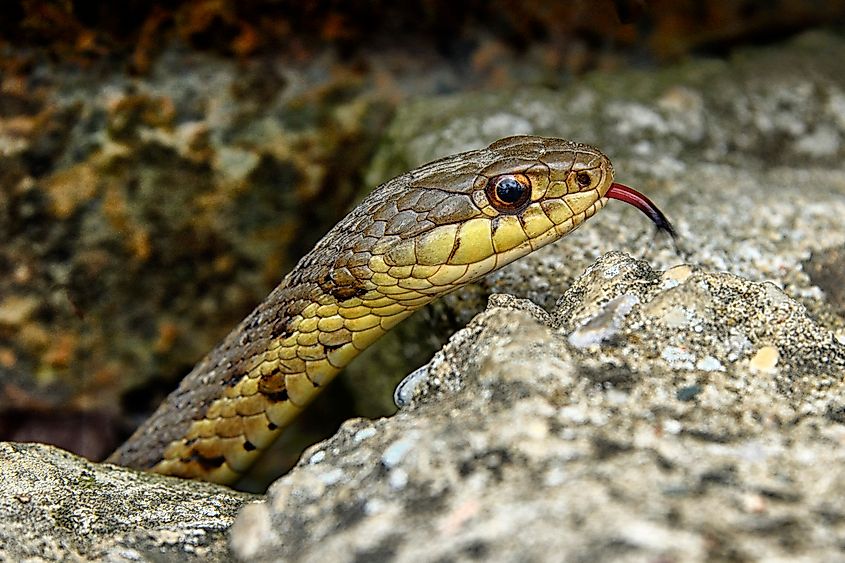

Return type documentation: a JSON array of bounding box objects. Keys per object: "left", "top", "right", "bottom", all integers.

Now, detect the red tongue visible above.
[{"left": 606, "top": 183, "right": 677, "bottom": 238}]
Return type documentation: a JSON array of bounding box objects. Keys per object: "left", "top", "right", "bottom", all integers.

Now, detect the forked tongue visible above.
[{"left": 606, "top": 183, "right": 677, "bottom": 239}]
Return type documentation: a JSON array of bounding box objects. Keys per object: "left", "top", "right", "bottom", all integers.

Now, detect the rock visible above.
[
  {"left": 364, "top": 33, "right": 845, "bottom": 345},
  {"left": 804, "top": 244, "right": 845, "bottom": 315},
  {"left": 231, "top": 253, "right": 845, "bottom": 562},
  {"left": 0, "top": 442, "right": 254, "bottom": 561},
  {"left": 0, "top": 44, "right": 393, "bottom": 471},
  {"left": 230, "top": 33, "right": 845, "bottom": 561},
  {"left": 6, "top": 30, "right": 845, "bottom": 562}
]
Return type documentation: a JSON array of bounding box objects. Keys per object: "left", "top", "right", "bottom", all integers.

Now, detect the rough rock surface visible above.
[
  {"left": 5, "top": 31, "right": 845, "bottom": 563},
  {"left": 0, "top": 42, "right": 395, "bottom": 470},
  {"left": 232, "top": 254, "right": 845, "bottom": 562},
  {"left": 230, "top": 33, "right": 845, "bottom": 561},
  {"left": 0, "top": 442, "right": 254, "bottom": 561}
]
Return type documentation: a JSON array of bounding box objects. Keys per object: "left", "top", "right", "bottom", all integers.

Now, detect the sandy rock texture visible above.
[
  {"left": 0, "top": 442, "right": 254, "bottom": 561},
  {"left": 230, "top": 33, "right": 845, "bottom": 561},
  {"left": 3, "top": 30, "right": 845, "bottom": 563},
  {"left": 231, "top": 253, "right": 845, "bottom": 562}
]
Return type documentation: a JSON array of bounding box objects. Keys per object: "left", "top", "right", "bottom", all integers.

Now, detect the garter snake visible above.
[{"left": 108, "top": 135, "right": 674, "bottom": 484}]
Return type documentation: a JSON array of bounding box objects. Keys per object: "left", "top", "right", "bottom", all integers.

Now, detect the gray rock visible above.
[
  {"left": 230, "top": 33, "right": 845, "bottom": 562},
  {"left": 231, "top": 254, "right": 845, "bottom": 562},
  {"left": 0, "top": 442, "right": 254, "bottom": 561},
  {"left": 8, "top": 31, "right": 845, "bottom": 563}
]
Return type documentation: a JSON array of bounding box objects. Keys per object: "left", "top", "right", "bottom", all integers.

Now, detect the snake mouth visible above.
[{"left": 606, "top": 183, "right": 677, "bottom": 238}]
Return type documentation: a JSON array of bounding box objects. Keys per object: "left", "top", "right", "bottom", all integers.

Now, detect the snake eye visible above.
[
  {"left": 485, "top": 174, "right": 531, "bottom": 213},
  {"left": 576, "top": 172, "right": 592, "bottom": 188}
]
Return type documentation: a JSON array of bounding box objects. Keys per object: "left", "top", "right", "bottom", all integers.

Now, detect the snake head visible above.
[
  {"left": 472, "top": 135, "right": 615, "bottom": 250},
  {"left": 331, "top": 135, "right": 670, "bottom": 299},
  {"left": 357, "top": 136, "right": 614, "bottom": 290}
]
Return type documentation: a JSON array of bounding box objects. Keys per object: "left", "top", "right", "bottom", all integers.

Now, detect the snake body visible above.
[{"left": 108, "top": 135, "right": 615, "bottom": 484}]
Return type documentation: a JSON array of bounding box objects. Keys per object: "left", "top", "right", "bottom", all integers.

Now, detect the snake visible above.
[{"left": 107, "top": 135, "right": 674, "bottom": 484}]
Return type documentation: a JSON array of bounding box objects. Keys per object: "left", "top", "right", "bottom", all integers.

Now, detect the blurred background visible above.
[{"left": 2, "top": 0, "right": 845, "bottom": 491}]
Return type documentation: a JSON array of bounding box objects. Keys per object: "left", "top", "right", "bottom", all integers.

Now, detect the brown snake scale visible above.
[{"left": 108, "top": 135, "right": 618, "bottom": 484}]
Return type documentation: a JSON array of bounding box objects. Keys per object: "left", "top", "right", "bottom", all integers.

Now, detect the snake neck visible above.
[{"left": 107, "top": 136, "right": 613, "bottom": 484}]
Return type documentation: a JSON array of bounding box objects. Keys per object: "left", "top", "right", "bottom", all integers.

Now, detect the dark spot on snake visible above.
[
  {"left": 222, "top": 372, "right": 244, "bottom": 388},
  {"left": 243, "top": 441, "right": 256, "bottom": 451},
  {"left": 271, "top": 318, "right": 292, "bottom": 339},
  {"left": 265, "top": 389, "right": 289, "bottom": 402},
  {"left": 184, "top": 437, "right": 197, "bottom": 446},
  {"left": 304, "top": 371, "right": 322, "bottom": 389},
  {"left": 267, "top": 422, "right": 278, "bottom": 430},
  {"left": 576, "top": 171, "right": 591, "bottom": 187},
  {"left": 330, "top": 284, "right": 367, "bottom": 301},
  {"left": 447, "top": 237, "right": 461, "bottom": 262},
  {"left": 187, "top": 451, "right": 226, "bottom": 470},
  {"left": 320, "top": 268, "right": 368, "bottom": 301},
  {"left": 491, "top": 216, "right": 502, "bottom": 234},
  {"left": 258, "top": 368, "right": 286, "bottom": 397},
  {"left": 324, "top": 343, "right": 344, "bottom": 352},
  {"left": 245, "top": 313, "right": 261, "bottom": 330}
]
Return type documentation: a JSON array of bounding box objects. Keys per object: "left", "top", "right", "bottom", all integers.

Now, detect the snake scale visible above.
[{"left": 108, "top": 135, "right": 674, "bottom": 484}]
